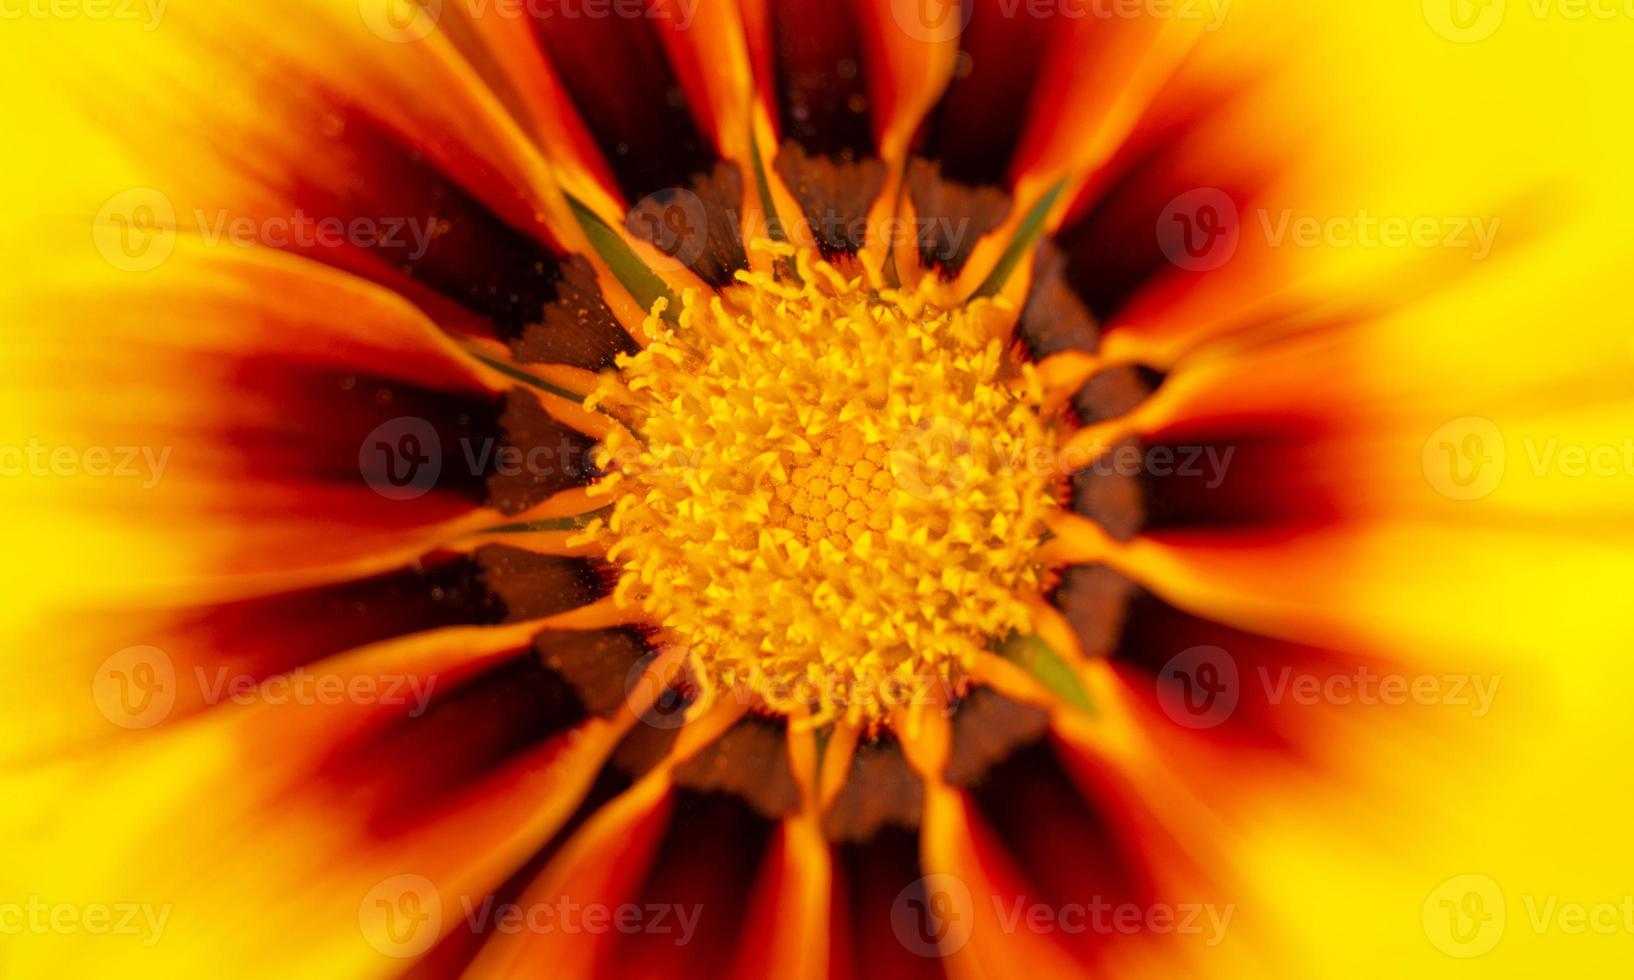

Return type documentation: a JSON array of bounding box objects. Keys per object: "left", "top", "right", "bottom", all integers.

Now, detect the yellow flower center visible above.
[{"left": 586, "top": 243, "right": 1057, "bottom": 727}]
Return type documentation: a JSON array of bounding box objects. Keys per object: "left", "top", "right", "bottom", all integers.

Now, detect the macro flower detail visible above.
[
  {"left": 587, "top": 242, "right": 1059, "bottom": 727},
  {"left": 4, "top": 2, "right": 1632, "bottom": 979}
]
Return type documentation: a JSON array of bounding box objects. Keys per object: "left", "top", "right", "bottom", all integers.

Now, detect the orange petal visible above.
[
  {"left": 0, "top": 623, "right": 628, "bottom": 978},
  {"left": 0, "top": 242, "right": 508, "bottom": 608}
]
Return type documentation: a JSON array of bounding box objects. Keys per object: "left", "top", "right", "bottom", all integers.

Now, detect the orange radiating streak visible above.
[
  {"left": 732, "top": 0, "right": 804, "bottom": 270},
  {"left": 1099, "top": 326, "right": 1194, "bottom": 369},
  {"left": 1040, "top": 515, "right": 1213, "bottom": 641},
  {"left": 948, "top": 20, "right": 1204, "bottom": 303},
  {"left": 1048, "top": 668, "right": 1256, "bottom": 898},
  {"left": 652, "top": 0, "right": 756, "bottom": 164},
  {"left": 895, "top": 699, "right": 953, "bottom": 778},
  {"left": 968, "top": 650, "right": 1065, "bottom": 713},
  {"left": 921, "top": 786, "right": 1095, "bottom": 980},
  {"left": 1050, "top": 659, "right": 1147, "bottom": 767},
  {"left": 738, "top": 0, "right": 958, "bottom": 275},
  {"left": 1022, "top": 591, "right": 1089, "bottom": 664},
  {"left": 817, "top": 720, "right": 862, "bottom": 811},
  {"left": 168, "top": 508, "right": 508, "bottom": 608},
  {"left": 349, "top": 8, "right": 671, "bottom": 348},
  {"left": 497, "top": 484, "right": 613, "bottom": 526},
  {"left": 461, "top": 766, "right": 674, "bottom": 980},
  {"left": 455, "top": 6, "right": 718, "bottom": 311},
  {"left": 899, "top": 708, "right": 1091, "bottom": 979},
  {"left": 749, "top": 815, "right": 832, "bottom": 980},
  {"left": 477, "top": 342, "right": 611, "bottom": 389},
  {"left": 621, "top": 644, "right": 689, "bottom": 722},
  {"left": 1100, "top": 532, "right": 1358, "bottom": 653},
  {"left": 447, "top": 529, "right": 606, "bottom": 558},
  {"left": 1057, "top": 383, "right": 1184, "bottom": 462},
  {"left": 463, "top": 698, "right": 747, "bottom": 978},
  {"left": 426, "top": 1, "right": 617, "bottom": 221},
  {"left": 1059, "top": 417, "right": 1139, "bottom": 463},
  {"left": 528, "top": 595, "right": 639, "bottom": 632},
  {"left": 1037, "top": 351, "right": 1105, "bottom": 411},
  {"left": 887, "top": 192, "right": 934, "bottom": 295},
  {"left": 533, "top": 387, "right": 626, "bottom": 443},
  {"left": 1023, "top": 19, "right": 1204, "bottom": 230},
  {"left": 742, "top": 717, "right": 833, "bottom": 980},
  {"left": 1040, "top": 516, "right": 1331, "bottom": 665},
  {"left": 786, "top": 709, "right": 820, "bottom": 808},
  {"left": 1039, "top": 512, "right": 1116, "bottom": 568},
  {"left": 323, "top": 3, "right": 581, "bottom": 241},
  {"left": 859, "top": 0, "right": 959, "bottom": 275}
]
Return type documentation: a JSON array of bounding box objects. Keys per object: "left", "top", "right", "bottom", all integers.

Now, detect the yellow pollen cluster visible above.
[{"left": 583, "top": 243, "right": 1057, "bottom": 726}]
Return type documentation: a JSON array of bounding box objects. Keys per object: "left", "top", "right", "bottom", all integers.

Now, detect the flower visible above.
[{"left": 2, "top": 1, "right": 1633, "bottom": 978}]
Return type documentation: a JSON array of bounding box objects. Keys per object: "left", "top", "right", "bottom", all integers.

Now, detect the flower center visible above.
[{"left": 587, "top": 243, "right": 1057, "bottom": 726}]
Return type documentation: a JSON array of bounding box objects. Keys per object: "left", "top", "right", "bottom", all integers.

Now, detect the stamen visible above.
[{"left": 587, "top": 243, "right": 1059, "bottom": 725}]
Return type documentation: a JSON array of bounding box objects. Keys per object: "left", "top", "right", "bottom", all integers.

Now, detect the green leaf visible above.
[
  {"left": 747, "top": 126, "right": 787, "bottom": 244},
  {"left": 972, "top": 180, "right": 1066, "bottom": 299},
  {"left": 566, "top": 193, "right": 676, "bottom": 315},
  {"left": 467, "top": 351, "right": 589, "bottom": 404},
  {"left": 997, "top": 631, "right": 1094, "bottom": 714}
]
